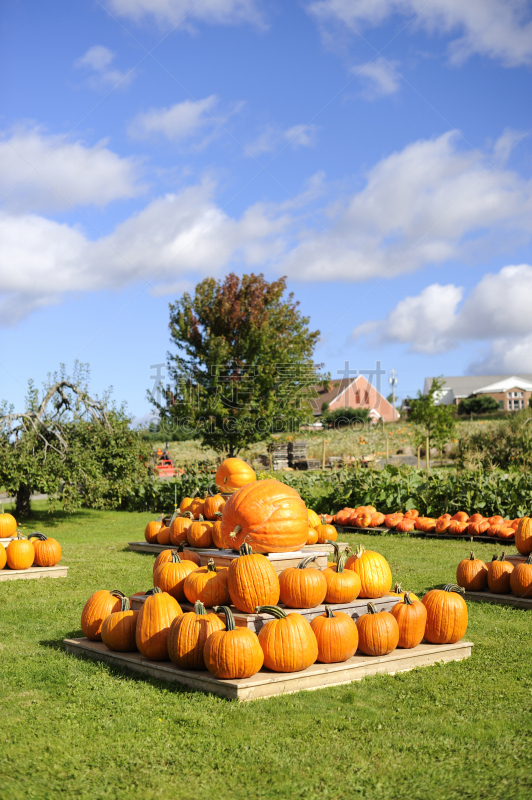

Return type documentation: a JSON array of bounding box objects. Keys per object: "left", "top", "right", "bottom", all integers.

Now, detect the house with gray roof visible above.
[{"left": 424, "top": 375, "right": 532, "bottom": 411}]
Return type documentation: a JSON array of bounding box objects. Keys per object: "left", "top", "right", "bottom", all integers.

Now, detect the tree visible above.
[
  {"left": 0, "top": 363, "right": 151, "bottom": 515},
  {"left": 322, "top": 407, "right": 370, "bottom": 428},
  {"left": 407, "top": 377, "right": 456, "bottom": 454},
  {"left": 155, "top": 273, "right": 324, "bottom": 456},
  {"left": 458, "top": 395, "right": 501, "bottom": 415}
]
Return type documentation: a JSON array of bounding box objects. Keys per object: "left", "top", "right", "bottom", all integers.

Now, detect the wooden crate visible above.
[
  {"left": 63, "top": 637, "right": 473, "bottom": 702},
  {"left": 0, "top": 565, "right": 68, "bottom": 582},
  {"left": 129, "top": 595, "right": 398, "bottom": 629},
  {"left": 463, "top": 591, "right": 532, "bottom": 608}
]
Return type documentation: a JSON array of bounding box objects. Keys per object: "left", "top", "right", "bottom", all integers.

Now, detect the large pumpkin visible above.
[
  {"left": 422, "top": 584, "right": 468, "bottom": 644},
  {"left": 167, "top": 601, "right": 225, "bottom": 670},
  {"left": 509, "top": 554, "right": 532, "bottom": 598},
  {"left": 204, "top": 606, "right": 264, "bottom": 679},
  {"left": 356, "top": 603, "right": 399, "bottom": 656},
  {"left": 101, "top": 596, "right": 138, "bottom": 652},
  {"left": 135, "top": 587, "right": 182, "bottom": 661},
  {"left": 0, "top": 507, "right": 17, "bottom": 539},
  {"left": 515, "top": 517, "right": 532, "bottom": 555},
  {"left": 28, "top": 532, "right": 62, "bottom": 567},
  {"left": 345, "top": 545, "right": 392, "bottom": 598},
  {"left": 310, "top": 606, "right": 359, "bottom": 663},
  {"left": 215, "top": 457, "right": 256, "bottom": 493},
  {"left": 256, "top": 605, "right": 318, "bottom": 673},
  {"left": 390, "top": 592, "right": 427, "bottom": 649},
  {"left": 6, "top": 536, "right": 34, "bottom": 570},
  {"left": 81, "top": 589, "right": 125, "bottom": 641},
  {"left": 456, "top": 551, "right": 488, "bottom": 591},
  {"left": 220, "top": 479, "right": 309, "bottom": 553},
  {"left": 227, "top": 543, "right": 280, "bottom": 613},
  {"left": 278, "top": 555, "right": 327, "bottom": 609}
]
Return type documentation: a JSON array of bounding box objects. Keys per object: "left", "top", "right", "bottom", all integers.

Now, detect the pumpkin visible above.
[
  {"left": 391, "top": 592, "right": 427, "bottom": 649},
  {"left": 334, "top": 508, "right": 353, "bottom": 526},
  {"left": 488, "top": 516, "right": 504, "bottom": 526},
  {"left": 422, "top": 584, "right": 468, "bottom": 644},
  {"left": 515, "top": 517, "right": 532, "bottom": 555},
  {"left": 175, "top": 541, "right": 201, "bottom": 566},
  {"left": 169, "top": 515, "right": 193, "bottom": 546},
  {"left": 467, "top": 513, "right": 484, "bottom": 523},
  {"left": 414, "top": 517, "right": 437, "bottom": 533},
  {"left": 307, "top": 509, "right": 321, "bottom": 529},
  {"left": 435, "top": 518, "right": 451, "bottom": 534},
  {"left": 323, "top": 545, "right": 361, "bottom": 604},
  {"left": 101, "top": 596, "right": 138, "bottom": 652},
  {"left": 189, "top": 498, "right": 205, "bottom": 520},
  {"left": 356, "top": 603, "right": 399, "bottom": 656},
  {"left": 81, "top": 589, "right": 125, "bottom": 641},
  {"left": 509, "top": 554, "right": 532, "bottom": 598},
  {"left": 279, "top": 555, "right": 327, "bottom": 609},
  {"left": 387, "top": 582, "right": 419, "bottom": 602},
  {"left": 6, "top": 535, "right": 35, "bottom": 570},
  {"left": 456, "top": 551, "right": 488, "bottom": 591},
  {"left": 167, "top": 600, "right": 225, "bottom": 670},
  {"left": 0, "top": 543, "right": 6, "bottom": 570},
  {"left": 384, "top": 513, "right": 403, "bottom": 529},
  {"left": 186, "top": 517, "right": 213, "bottom": 549},
  {"left": 310, "top": 606, "right": 359, "bottom": 663},
  {"left": 307, "top": 528, "right": 319, "bottom": 545},
  {"left": 215, "top": 457, "right": 256, "bottom": 493},
  {"left": 498, "top": 526, "right": 515, "bottom": 540},
  {"left": 220, "top": 479, "right": 309, "bottom": 553},
  {"left": 467, "top": 520, "right": 489, "bottom": 536},
  {"left": 395, "top": 518, "right": 415, "bottom": 532},
  {"left": 183, "top": 559, "right": 230, "bottom": 607},
  {"left": 28, "top": 532, "right": 62, "bottom": 567},
  {"left": 255, "top": 605, "right": 318, "bottom": 673},
  {"left": 153, "top": 550, "right": 198, "bottom": 602},
  {"left": 487, "top": 552, "right": 513, "bottom": 594},
  {"left": 451, "top": 511, "right": 469, "bottom": 522},
  {"left": 353, "top": 511, "right": 373, "bottom": 528},
  {"left": 404, "top": 509, "right": 419, "bottom": 520},
  {"left": 179, "top": 497, "right": 194, "bottom": 514},
  {"left": 211, "top": 520, "right": 225, "bottom": 549},
  {"left": 144, "top": 519, "right": 163, "bottom": 544},
  {"left": 486, "top": 523, "right": 502, "bottom": 537},
  {"left": 227, "top": 543, "right": 280, "bottom": 613},
  {"left": 370, "top": 512, "right": 385, "bottom": 527},
  {"left": 204, "top": 605, "right": 264, "bottom": 678},
  {"left": 0, "top": 506, "right": 17, "bottom": 538},
  {"left": 315, "top": 517, "right": 337, "bottom": 543},
  {"left": 321, "top": 514, "right": 334, "bottom": 524},
  {"left": 510, "top": 518, "right": 521, "bottom": 530},
  {"left": 345, "top": 545, "right": 392, "bottom": 598},
  {"left": 153, "top": 548, "right": 175, "bottom": 575},
  {"left": 135, "top": 587, "right": 182, "bottom": 661},
  {"left": 156, "top": 525, "right": 172, "bottom": 545},
  {"left": 448, "top": 520, "right": 468, "bottom": 535},
  {"left": 204, "top": 494, "right": 226, "bottom": 520}
]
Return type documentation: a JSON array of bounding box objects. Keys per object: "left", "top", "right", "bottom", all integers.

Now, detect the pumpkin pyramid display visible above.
[{"left": 220, "top": 479, "right": 309, "bottom": 553}]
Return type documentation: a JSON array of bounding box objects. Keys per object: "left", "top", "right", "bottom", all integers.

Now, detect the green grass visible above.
[{"left": 1, "top": 502, "right": 531, "bottom": 800}]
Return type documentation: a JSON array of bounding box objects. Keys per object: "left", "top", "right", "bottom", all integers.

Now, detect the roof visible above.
[
  {"left": 476, "top": 376, "right": 532, "bottom": 393},
  {"left": 424, "top": 374, "right": 532, "bottom": 398},
  {"left": 311, "top": 378, "right": 355, "bottom": 411}
]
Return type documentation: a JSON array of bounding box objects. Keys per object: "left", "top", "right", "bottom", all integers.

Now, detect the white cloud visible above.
[
  {"left": 0, "top": 127, "right": 144, "bottom": 213},
  {"left": 103, "top": 0, "right": 263, "bottom": 28},
  {"left": 128, "top": 96, "right": 229, "bottom": 144},
  {"left": 307, "top": 0, "right": 532, "bottom": 67},
  {"left": 244, "top": 123, "right": 319, "bottom": 157},
  {"left": 352, "top": 57, "right": 401, "bottom": 97},
  {"left": 74, "top": 45, "right": 134, "bottom": 89},
  {"left": 279, "top": 130, "right": 532, "bottom": 282},
  {"left": 353, "top": 264, "right": 532, "bottom": 370}
]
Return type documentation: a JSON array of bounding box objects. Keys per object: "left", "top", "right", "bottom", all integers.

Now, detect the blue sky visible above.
[{"left": 1, "top": 0, "right": 532, "bottom": 421}]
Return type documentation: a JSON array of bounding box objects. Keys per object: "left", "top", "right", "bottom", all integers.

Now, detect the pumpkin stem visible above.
[
  {"left": 28, "top": 532, "right": 48, "bottom": 541},
  {"left": 194, "top": 600, "right": 207, "bottom": 615},
  {"left": 491, "top": 554, "right": 498, "bottom": 562},
  {"left": 442, "top": 584, "right": 464, "bottom": 593},
  {"left": 255, "top": 605, "right": 288, "bottom": 619},
  {"left": 324, "top": 606, "right": 335, "bottom": 618},
  {"left": 145, "top": 587, "right": 161, "bottom": 596},
  {"left": 336, "top": 549, "right": 348, "bottom": 574},
  {"left": 469, "top": 551, "right": 475, "bottom": 560},
  {"left": 110, "top": 590, "right": 126, "bottom": 598},
  {"left": 354, "top": 544, "right": 365, "bottom": 560},
  {"left": 239, "top": 542, "right": 254, "bottom": 556},
  {"left": 366, "top": 602, "right": 378, "bottom": 614},
  {"left": 207, "top": 559, "right": 217, "bottom": 572},
  {"left": 118, "top": 596, "right": 131, "bottom": 612},
  {"left": 181, "top": 511, "right": 194, "bottom": 519},
  {"left": 213, "top": 605, "right": 235, "bottom": 631},
  {"left": 320, "top": 515, "right": 327, "bottom": 524},
  {"left": 393, "top": 582, "right": 402, "bottom": 593},
  {"left": 325, "top": 540, "right": 339, "bottom": 563},
  {"left": 297, "top": 555, "right": 318, "bottom": 569},
  {"left": 214, "top": 511, "right": 223, "bottom": 519},
  {"left": 230, "top": 525, "right": 242, "bottom": 539},
  {"left": 526, "top": 554, "right": 532, "bottom": 565},
  {"left": 403, "top": 591, "right": 414, "bottom": 605},
  {"left": 170, "top": 550, "right": 182, "bottom": 563},
  {"left": 499, "top": 551, "right": 507, "bottom": 562},
  {"left": 197, "top": 514, "right": 204, "bottom": 522}
]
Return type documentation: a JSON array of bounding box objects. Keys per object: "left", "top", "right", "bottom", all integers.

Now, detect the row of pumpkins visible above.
[
  {"left": 456, "top": 551, "right": 532, "bottom": 597},
  {"left": 334, "top": 505, "right": 524, "bottom": 541},
  {"left": 0, "top": 533, "right": 62, "bottom": 571},
  {"left": 81, "top": 542, "right": 468, "bottom": 679}
]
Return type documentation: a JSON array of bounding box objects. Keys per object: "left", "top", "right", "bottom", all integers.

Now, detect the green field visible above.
[{"left": 1, "top": 503, "right": 530, "bottom": 800}]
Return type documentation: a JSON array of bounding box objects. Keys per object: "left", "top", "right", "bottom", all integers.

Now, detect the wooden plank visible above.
[
  {"left": 0, "top": 538, "right": 15, "bottom": 546},
  {"left": 463, "top": 591, "right": 532, "bottom": 609},
  {"left": 63, "top": 637, "right": 473, "bottom": 702},
  {"left": 0, "top": 565, "right": 68, "bottom": 582},
  {"left": 506, "top": 554, "right": 528, "bottom": 566},
  {"left": 129, "top": 595, "right": 399, "bottom": 629}
]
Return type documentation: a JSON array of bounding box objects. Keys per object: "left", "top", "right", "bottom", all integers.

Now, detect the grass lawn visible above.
[{"left": 1, "top": 502, "right": 531, "bottom": 800}]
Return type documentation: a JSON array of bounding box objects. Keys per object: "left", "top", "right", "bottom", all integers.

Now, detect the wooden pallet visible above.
[
  {"left": 129, "top": 595, "right": 398, "bottom": 629},
  {"left": 463, "top": 591, "right": 532, "bottom": 608},
  {"left": 63, "top": 637, "right": 473, "bottom": 701},
  {"left": 506, "top": 554, "right": 529, "bottom": 566},
  {"left": 335, "top": 525, "right": 517, "bottom": 544},
  {"left": 0, "top": 565, "right": 68, "bottom": 582}
]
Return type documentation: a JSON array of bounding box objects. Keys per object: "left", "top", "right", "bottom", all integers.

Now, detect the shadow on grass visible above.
[
  {"left": 15, "top": 508, "right": 96, "bottom": 528},
  {"left": 39, "top": 630, "right": 84, "bottom": 650}
]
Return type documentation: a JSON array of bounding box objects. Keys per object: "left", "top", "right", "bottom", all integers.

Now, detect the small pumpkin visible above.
[
  {"left": 135, "top": 587, "right": 182, "bottom": 661},
  {"left": 488, "top": 515, "right": 504, "bottom": 526},
  {"left": 279, "top": 555, "right": 328, "bottom": 609},
  {"left": 187, "top": 516, "right": 213, "bottom": 549},
  {"left": 497, "top": 526, "right": 515, "bottom": 540},
  {"left": 334, "top": 508, "right": 353, "bottom": 526},
  {"left": 404, "top": 509, "right": 419, "bottom": 520},
  {"left": 384, "top": 512, "right": 403, "bottom": 529},
  {"left": 391, "top": 592, "right": 427, "bottom": 649},
  {"left": 370, "top": 512, "right": 385, "bottom": 527},
  {"left": 204, "top": 494, "right": 226, "bottom": 520},
  {"left": 509, "top": 554, "right": 532, "bottom": 598},
  {"left": 101, "top": 596, "right": 138, "bottom": 652},
  {"left": 189, "top": 498, "right": 205, "bottom": 520},
  {"left": 467, "top": 520, "right": 489, "bottom": 536},
  {"left": 414, "top": 517, "right": 437, "bottom": 533},
  {"left": 322, "top": 544, "right": 361, "bottom": 604},
  {"left": 227, "top": 543, "right": 280, "bottom": 613},
  {"left": 451, "top": 511, "right": 469, "bottom": 523},
  {"left": 307, "top": 509, "right": 321, "bottom": 529},
  {"left": 487, "top": 552, "right": 513, "bottom": 594},
  {"left": 310, "top": 606, "right": 359, "bottom": 663},
  {"left": 144, "top": 519, "right": 163, "bottom": 544},
  {"left": 356, "top": 603, "right": 399, "bottom": 656},
  {"left": 422, "top": 584, "right": 468, "bottom": 644},
  {"left": 81, "top": 589, "right": 125, "bottom": 641},
  {"left": 28, "top": 532, "right": 62, "bottom": 567},
  {"left": 179, "top": 497, "right": 194, "bottom": 515},
  {"left": 515, "top": 517, "right": 532, "bottom": 556},
  {"left": 435, "top": 518, "right": 451, "bottom": 534},
  {"left": 0, "top": 506, "right": 17, "bottom": 538},
  {"left": 167, "top": 600, "right": 225, "bottom": 670},
  {"left": 153, "top": 550, "right": 198, "bottom": 602},
  {"left": 6, "top": 535, "right": 35, "bottom": 570},
  {"left": 183, "top": 559, "right": 230, "bottom": 607},
  {"left": 215, "top": 457, "right": 256, "bottom": 494},
  {"left": 204, "top": 605, "right": 264, "bottom": 679},
  {"left": 467, "top": 513, "right": 484, "bottom": 523},
  {"left": 353, "top": 511, "right": 373, "bottom": 528},
  {"left": 169, "top": 515, "right": 193, "bottom": 546},
  {"left": 345, "top": 545, "right": 392, "bottom": 598},
  {"left": 456, "top": 551, "right": 488, "bottom": 591},
  {"left": 256, "top": 605, "right": 318, "bottom": 673},
  {"left": 156, "top": 525, "right": 172, "bottom": 545},
  {"left": 486, "top": 524, "right": 502, "bottom": 537},
  {"left": 315, "top": 517, "right": 337, "bottom": 543},
  {"left": 306, "top": 528, "right": 319, "bottom": 545}
]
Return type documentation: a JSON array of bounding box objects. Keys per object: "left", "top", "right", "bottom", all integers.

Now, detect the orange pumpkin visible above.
[
  {"left": 183, "top": 559, "right": 230, "bottom": 607},
  {"left": 0, "top": 507, "right": 17, "bottom": 539},
  {"left": 451, "top": 511, "right": 469, "bottom": 523},
  {"left": 404, "top": 509, "right": 419, "bottom": 520},
  {"left": 81, "top": 589, "right": 125, "bottom": 641},
  {"left": 169, "top": 516, "right": 193, "bottom": 546},
  {"left": 175, "top": 541, "right": 201, "bottom": 566},
  {"left": 278, "top": 555, "right": 327, "bottom": 609},
  {"left": 306, "top": 528, "right": 319, "bottom": 545},
  {"left": 345, "top": 545, "right": 392, "bottom": 598},
  {"left": 384, "top": 513, "right": 403, "bottom": 529},
  {"left": 391, "top": 592, "right": 427, "bottom": 649},
  {"left": 211, "top": 520, "right": 225, "bottom": 549},
  {"left": 204, "top": 605, "right": 264, "bottom": 679},
  {"left": 422, "top": 584, "right": 468, "bottom": 644},
  {"left": 356, "top": 603, "right": 399, "bottom": 656},
  {"left": 220, "top": 479, "right": 309, "bottom": 553},
  {"left": 487, "top": 553, "right": 513, "bottom": 594},
  {"left": 467, "top": 513, "right": 484, "bottom": 523},
  {"left": 144, "top": 519, "right": 163, "bottom": 544},
  {"left": 135, "top": 587, "right": 182, "bottom": 661},
  {"left": 156, "top": 525, "right": 172, "bottom": 545},
  {"left": 28, "top": 532, "right": 62, "bottom": 567},
  {"left": 101, "top": 596, "right": 139, "bottom": 652},
  {"left": 167, "top": 600, "right": 225, "bottom": 670},
  {"left": 515, "top": 517, "right": 532, "bottom": 555},
  {"left": 467, "top": 520, "right": 489, "bottom": 536},
  {"left": 310, "top": 606, "right": 359, "bottom": 663},
  {"left": 256, "top": 605, "right": 318, "bottom": 673},
  {"left": 6, "top": 536, "right": 34, "bottom": 570},
  {"left": 414, "top": 517, "right": 437, "bottom": 533},
  {"left": 456, "top": 551, "right": 488, "bottom": 591},
  {"left": 448, "top": 520, "right": 468, "bottom": 535},
  {"left": 370, "top": 512, "right": 385, "bottom": 527},
  {"left": 186, "top": 517, "right": 213, "bottom": 549},
  {"left": 227, "top": 543, "right": 280, "bottom": 613},
  {"left": 497, "top": 526, "right": 515, "bottom": 540},
  {"left": 179, "top": 497, "right": 194, "bottom": 515},
  {"left": 323, "top": 545, "right": 361, "bottom": 604},
  {"left": 387, "top": 583, "right": 419, "bottom": 602},
  {"left": 315, "top": 517, "right": 337, "bottom": 543},
  {"left": 435, "top": 518, "right": 451, "bottom": 534},
  {"left": 334, "top": 508, "right": 353, "bottom": 526},
  {"left": 0, "top": 543, "right": 6, "bottom": 570},
  {"left": 153, "top": 551, "right": 198, "bottom": 602},
  {"left": 203, "top": 494, "right": 226, "bottom": 520},
  {"left": 395, "top": 518, "right": 415, "bottom": 532},
  {"left": 215, "top": 457, "right": 256, "bottom": 493},
  {"left": 189, "top": 498, "right": 205, "bottom": 520},
  {"left": 509, "top": 554, "right": 532, "bottom": 598}
]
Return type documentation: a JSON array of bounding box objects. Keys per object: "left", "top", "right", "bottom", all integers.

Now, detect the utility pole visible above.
[{"left": 389, "top": 369, "right": 398, "bottom": 423}]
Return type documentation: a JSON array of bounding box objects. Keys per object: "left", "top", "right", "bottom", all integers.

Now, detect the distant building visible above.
[
  {"left": 424, "top": 375, "right": 532, "bottom": 411},
  {"left": 311, "top": 375, "right": 398, "bottom": 423}
]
